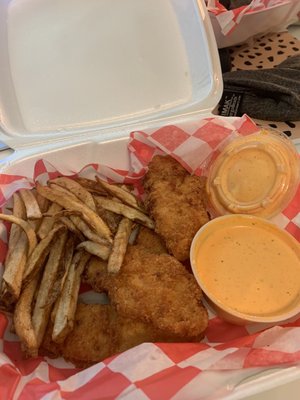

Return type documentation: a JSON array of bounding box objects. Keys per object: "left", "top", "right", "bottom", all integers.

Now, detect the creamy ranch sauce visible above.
[{"left": 196, "top": 220, "right": 300, "bottom": 316}]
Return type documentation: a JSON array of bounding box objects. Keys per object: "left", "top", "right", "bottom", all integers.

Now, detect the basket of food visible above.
[{"left": 0, "top": 1, "right": 300, "bottom": 399}]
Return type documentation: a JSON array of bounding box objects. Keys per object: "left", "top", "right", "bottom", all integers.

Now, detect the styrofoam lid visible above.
[{"left": 0, "top": 0, "right": 222, "bottom": 149}]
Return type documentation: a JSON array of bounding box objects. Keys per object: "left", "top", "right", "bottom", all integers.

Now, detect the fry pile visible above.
[{"left": 0, "top": 176, "right": 152, "bottom": 357}]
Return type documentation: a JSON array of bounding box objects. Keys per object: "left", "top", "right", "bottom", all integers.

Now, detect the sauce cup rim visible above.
[{"left": 190, "top": 214, "right": 300, "bottom": 324}]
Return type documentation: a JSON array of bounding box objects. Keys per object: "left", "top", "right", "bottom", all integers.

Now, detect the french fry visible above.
[
  {"left": 75, "top": 177, "right": 107, "bottom": 196},
  {"left": 95, "top": 176, "right": 144, "bottom": 211},
  {"left": 59, "top": 217, "right": 85, "bottom": 241},
  {"left": 37, "top": 203, "right": 62, "bottom": 239},
  {"left": 14, "top": 274, "right": 40, "bottom": 357},
  {"left": 50, "top": 177, "right": 96, "bottom": 211},
  {"left": 22, "top": 225, "right": 67, "bottom": 285},
  {"left": 48, "top": 208, "right": 111, "bottom": 245},
  {"left": 107, "top": 218, "right": 133, "bottom": 273},
  {"left": 50, "top": 236, "right": 76, "bottom": 323},
  {"left": 2, "top": 232, "right": 27, "bottom": 302},
  {"left": 12, "top": 192, "right": 27, "bottom": 216},
  {"left": 37, "top": 202, "right": 63, "bottom": 240},
  {"left": 94, "top": 196, "right": 154, "bottom": 229},
  {"left": 49, "top": 183, "right": 80, "bottom": 202},
  {"left": 120, "top": 184, "right": 132, "bottom": 192},
  {"left": 70, "top": 215, "right": 111, "bottom": 245},
  {"left": 76, "top": 241, "right": 111, "bottom": 260},
  {"left": 52, "top": 251, "right": 90, "bottom": 343},
  {"left": 96, "top": 205, "right": 122, "bottom": 234},
  {"left": 0, "top": 193, "right": 28, "bottom": 303},
  {"left": 8, "top": 193, "right": 26, "bottom": 248},
  {"left": 0, "top": 214, "right": 37, "bottom": 256},
  {"left": 49, "top": 235, "right": 75, "bottom": 309},
  {"left": 30, "top": 190, "right": 48, "bottom": 232},
  {"left": 32, "top": 230, "right": 68, "bottom": 347},
  {"left": 19, "top": 189, "right": 42, "bottom": 219},
  {"left": 36, "top": 183, "right": 113, "bottom": 242},
  {"left": 29, "top": 219, "right": 42, "bottom": 233},
  {"left": 0, "top": 283, "right": 13, "bottom": 310},
  {"left": 44, "top": 209, "right": 82, "bottom": 219},
  {"left": 35, "top": 192, "right": 49, "bottom": 213}
]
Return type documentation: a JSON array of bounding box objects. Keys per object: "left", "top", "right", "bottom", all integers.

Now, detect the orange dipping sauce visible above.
[{"left": 190, "top": 215, "right": 300, "bottom": 324}]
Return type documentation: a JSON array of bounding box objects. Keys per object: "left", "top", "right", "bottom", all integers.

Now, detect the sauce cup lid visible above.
[{"left": 206, "top": 130, "right": 300, "bottom": 219}]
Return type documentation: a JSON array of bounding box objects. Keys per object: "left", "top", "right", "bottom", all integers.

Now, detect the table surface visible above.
[{"left": 233, "top": 23, "right": 300, "bottom": 400}]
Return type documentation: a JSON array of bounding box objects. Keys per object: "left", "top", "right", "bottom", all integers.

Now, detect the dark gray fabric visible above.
[
  {"left": 228, "top": 0, "right": 251, "bottom": 9},
  {"left": 219, "top": 0, "right": 251, "bottom": 9},
  {"left": 222, "top": 55, "right": 300, "bottom": 121},
  {"left": 218, "top": 48, "right": 232, "bottom": 73}
]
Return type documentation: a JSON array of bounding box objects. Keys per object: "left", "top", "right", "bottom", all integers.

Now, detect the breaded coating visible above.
[
  {"left": 144, "top": 155, "right": 209, "bottom": 261},
  {"left": 112, "top": 312, "right": 204, "bottom": 353},
  {"left": 119, "top": 246, "right": 186, "bottom": 275},
  {"left": 111, "top": 310, "right": 162, "bottom": 354},
  {"left": 83, "top": 244, "right": 172, "bottom": 293},
  {"left": 62, "top": 304, "right": 112, "bottom": 366},
  {"left": 41, "top": 303, "right": 204, "bottom": 367},
  {"left": 82, "top": 245, "right": 185, "bottom": 293},
  {"left": 41, "top": 303, "right": 112, "bottom": 367},
  {"left": 82, "top": 256, "right": 111, "bottom": 293},
  {"left": 135, "top": 226, "right": 168, "bottom": 255},
  {"left": 108, "top": 248, "right": 208, "bottom": 338}
]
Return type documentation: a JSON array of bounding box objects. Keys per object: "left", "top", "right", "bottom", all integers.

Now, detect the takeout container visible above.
[
  {"left": 206, "top": 129, "right": 300, "bottom": 219},
  {"left": 0, "top": 1, "right": 299, "bottom": 399},
  {"left": 0, "top": 0, "right": 222, "bottom": 155},
  {"left": 190, "top": 214, "right": 300, "bottom": 325},
  {"left": 207, "top": 0, "right": 300, "bottom": 48}
]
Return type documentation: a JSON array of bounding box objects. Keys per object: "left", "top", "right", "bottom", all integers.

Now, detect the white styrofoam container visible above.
[
  {"left": 209, "top": 0, "right": 300, "bottom": 49},
  {"left": 0, "top": 0, "right": 222, "bottom": 151},
  {"left": 0, "top": 1, "right": 299, "bottom": 399}
]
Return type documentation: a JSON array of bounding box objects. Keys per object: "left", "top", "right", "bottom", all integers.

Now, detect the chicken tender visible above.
[
  {"left": 42, "top": 303, "right": 204, "bottom": 367},
  {"left": 41, "top": 303, "right": 112, "bottom": 367},
  {"left": 83, "top": 244, "right": 175, "bottom": 293},
  {"left": 135, "top": 226, "right": 168, "bottom": 255},
  {"left": 144, "top": 155, "right": 209, "bottom": 261},
  {"left": 108, "top": 248, "right": 208, "bottom": 338},
  {"left": 62, "top": 304, "right": 112, "bottom": 367}
]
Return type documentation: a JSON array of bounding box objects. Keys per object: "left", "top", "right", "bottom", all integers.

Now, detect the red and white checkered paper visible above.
[
  {"left": 207, "top": 0, "right": 294, "bottom": 35},
  {"left": 0, "top": 115, "right": 300, "bottom": 400}
]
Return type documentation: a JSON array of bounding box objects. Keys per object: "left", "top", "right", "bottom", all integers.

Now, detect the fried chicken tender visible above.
[
  {"left": 82, "top": 246, "right": 208, "bottom": 340},
  {"left": 41, "top": 303, "right": 112, "bottom": 367},
  {"left": 135, "top": 226, "right": 168, "bottom": 254},
  {"left": 41, "top": 303, "right": 204, "bottom": 368},
  {"left": 144, "top": 155, "right": 209, "bottom": 261},
  {"left": 108, "top": 247, "right": 208, "bottom": 338},
  {"left": 83, "top": 242, "right": 179, "bottom": 294}
]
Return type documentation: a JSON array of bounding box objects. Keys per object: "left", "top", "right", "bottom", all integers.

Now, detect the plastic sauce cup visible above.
[
  {"left": 206, "top": 130, "right": 300, "bottom": 219},
  {"left": 190, "top": 215, "right": 300, "bottom": 325}
]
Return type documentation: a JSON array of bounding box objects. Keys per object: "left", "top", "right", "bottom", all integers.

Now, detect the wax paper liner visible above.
[
  {"left": 206, "top": 0, "right": 297, "bottom": 35},
  {"left": 0, "top": 115, "right": 300, "bottom": 400}
]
